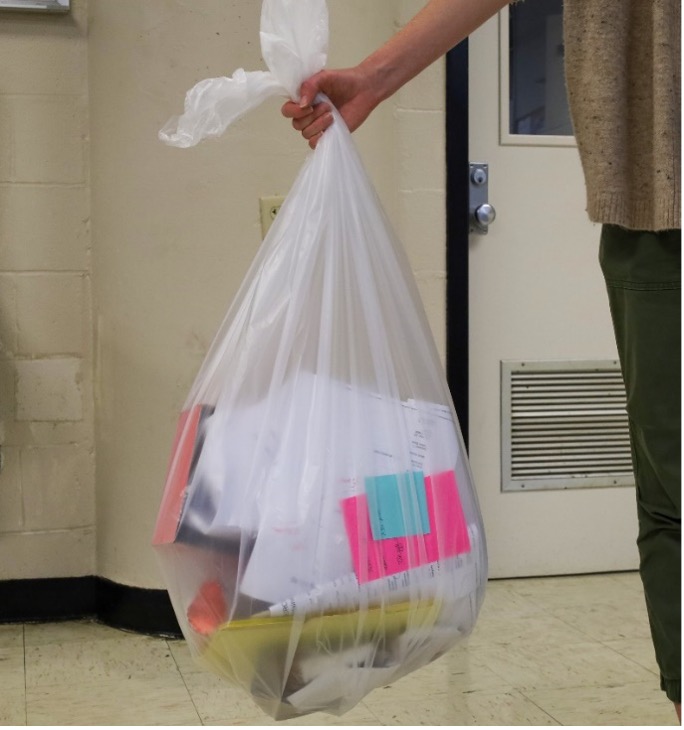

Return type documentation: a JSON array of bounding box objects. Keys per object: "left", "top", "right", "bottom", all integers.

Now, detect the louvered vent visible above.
[{"left": 501, "top": 361, "right": 634, "bottom": 492}]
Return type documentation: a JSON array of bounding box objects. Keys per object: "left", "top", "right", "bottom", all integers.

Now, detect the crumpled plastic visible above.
[{"left": 159, "top": 0, "right": 327, "bottom": 148}]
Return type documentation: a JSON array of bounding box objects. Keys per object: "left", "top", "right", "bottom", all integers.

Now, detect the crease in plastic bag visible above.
[{"left": 154, "top": 0, "right": 487, "bottom": 720}]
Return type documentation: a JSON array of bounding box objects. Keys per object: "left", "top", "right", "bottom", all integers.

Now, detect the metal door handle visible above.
[
  {"left": 474, "top": 202, "right": 496, "bottom": 227},
  {"left": 469, "top": 163, "right": 496, "bottom": 234}
]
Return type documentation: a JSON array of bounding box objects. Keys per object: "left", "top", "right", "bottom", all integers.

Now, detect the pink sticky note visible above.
[{"left": 341, "top": 470, "right": 471, "bottom": 583}]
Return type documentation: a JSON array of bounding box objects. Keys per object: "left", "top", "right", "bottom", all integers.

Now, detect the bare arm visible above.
[
  {"left": 357, "top": 0, "right": 510, "bottom": 106},
  {"left": 283, "top": 0, "right": 511, "bottom": 147}
]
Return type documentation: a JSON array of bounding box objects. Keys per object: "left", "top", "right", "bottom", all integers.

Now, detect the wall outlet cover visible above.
[{"left": 259, "top": 195, "right": 285, "bottom": 238}]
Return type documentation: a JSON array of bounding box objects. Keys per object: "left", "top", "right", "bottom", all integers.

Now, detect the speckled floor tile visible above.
[
  {"left": 24, "top": 618, "right": 126, "bottom": 647},
  {"left": 360, "top": 659, "right": 519, "bottom": 726},
  {"left": 468, "top": 607, "right": 590, "bottom": 648},
  {"left": 0, "top": 645, "right": 25, "bottom": 689},
  {"left": 1, "top": 645, "right": 27, "bottom": 726},
  {"left": 524, "top": 680, "right": 679, "bottom": 726},
  {"left": 504, "top": 573, "right": 629, "bottom": 611},
  {"left": 167, "top": 637, "right": 203, "bottom": 675},
  {"left": 361, "top": 683, "right": 464, "bottom": 726},
  {"left": 181, "top": 669, "right": 278, "bottom": 725},
  {"left": 477, "top": 579, "right": 546, "bottom": 618},
  {"left": 548, "top": 599, "right": 652, "bottom": 643},
  {"left": 476, "top": 638, "right": 656, "bottom": 691},
  {"left": 603, "top": 637, "right": 660, "bottom": 676},
  {"left": 11, "top": 572, "right": 675, "bottom": 726},
  {"left": 450, "top": 688, "right": 561, "bottom": 726},
  {"left": 363, "top": 684, "right": 560, "bottom": 726},
  {"left": 608, "top": 571, "right": 645, "bottom": 593},
  {"left": 26, "top": 674, "right": 201, "bottom": 726},
  {"left": 0, "top": 680, "right": 25, "bottom": 725},
  {"left": 25, "top": 633, "right": 179, "bottom": 689},
  {"left": 0, "top": 623, "right": 23, "bottom": 649},
  {"left": 406, "top": 643, "right": 515, "bottom": 694},
  {"left": 273, "top": 706, "right": 382, "bottom": 727}
]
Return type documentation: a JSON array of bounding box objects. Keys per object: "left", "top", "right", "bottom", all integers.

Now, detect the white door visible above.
[{"left": 466, "top": 1, "right": 640, "bottom": 578}]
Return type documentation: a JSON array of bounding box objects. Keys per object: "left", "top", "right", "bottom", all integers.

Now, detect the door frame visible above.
[{"left": 445, "top": 40, "right": 470, "bottom": 447}]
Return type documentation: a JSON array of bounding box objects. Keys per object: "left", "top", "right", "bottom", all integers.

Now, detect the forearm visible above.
[
  {"left": 286, "top": 0, "right": 512, "bottom": 144},
  {"left": 360, "top": 0, "right": 511, "bottom": 104}
]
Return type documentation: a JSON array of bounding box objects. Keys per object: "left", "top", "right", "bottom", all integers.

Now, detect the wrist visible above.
[{"left": 357, "top": 53, "right": 403, "bottom": 106}]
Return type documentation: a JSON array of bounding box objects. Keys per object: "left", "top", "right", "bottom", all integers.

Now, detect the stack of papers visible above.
[{"left": 154, "top": 373, "right": 483, "bottom": 719}]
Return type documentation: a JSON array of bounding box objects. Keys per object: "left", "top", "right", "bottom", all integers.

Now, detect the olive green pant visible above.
[{"left": 599, "top": 225, "right": 681, "bottom": 705}]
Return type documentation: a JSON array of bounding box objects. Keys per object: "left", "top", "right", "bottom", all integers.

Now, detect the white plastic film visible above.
[
  {"left": 154, "top": 0, "right": 487, "bottom": 720},
  {"left": 159, "top": 0, "right": 327, "bottom": 147}
]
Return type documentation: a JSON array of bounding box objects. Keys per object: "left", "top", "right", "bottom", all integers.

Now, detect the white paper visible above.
[
  {"left": 262, "top": 551, "right": 478, "bottom": 617},
  {"left": 183, "top": 373, "right": 464, "bottom": 604}
]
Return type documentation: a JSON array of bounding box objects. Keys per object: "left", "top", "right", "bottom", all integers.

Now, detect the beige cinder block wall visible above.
[
  {"left": 0, "top": 0, "right": 96, "bottom": 580},
  {"left": 89, "top": 0, "right": 447, "bottom": 589},
  {"left": 395, "top": 0, "right": 447, "bottom": 362}
]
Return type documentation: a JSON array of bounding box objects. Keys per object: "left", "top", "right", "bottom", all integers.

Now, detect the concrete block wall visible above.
[
  {"left": 0, "top": 1, "right": 95, "bottom": 580},
  {"left": 394, "top": 0, "right": 448, "bottom": 363},
  {"left": 0, "top": 0, "right": 447, "bottom": 592}
]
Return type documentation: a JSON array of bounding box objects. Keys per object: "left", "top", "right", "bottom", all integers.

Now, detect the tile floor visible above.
[{"left": 1, "top": 572, "right": 678, "bottom": 726}]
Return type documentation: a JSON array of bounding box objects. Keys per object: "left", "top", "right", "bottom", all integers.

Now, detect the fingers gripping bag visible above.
[{"left": 153, "top": 0, "right": 487, "bottom": 720}]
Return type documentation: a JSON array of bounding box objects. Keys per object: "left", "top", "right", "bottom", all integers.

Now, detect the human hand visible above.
[{"left": 281, "top": 66, "right": 379, "bottom": 148}]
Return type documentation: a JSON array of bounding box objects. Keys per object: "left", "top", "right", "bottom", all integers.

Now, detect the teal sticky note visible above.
[{"left": 365, "top": 471, "right": 430, "bottom": 540}]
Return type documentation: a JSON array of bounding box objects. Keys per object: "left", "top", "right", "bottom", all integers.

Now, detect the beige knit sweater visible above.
[{"left": 563, "top": 0, "right": 681, "bottom": 231}]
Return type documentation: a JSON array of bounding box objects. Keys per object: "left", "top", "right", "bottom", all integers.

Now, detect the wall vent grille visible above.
[{"left": 501, "top": 360, "right": 634, "bottom": 492}]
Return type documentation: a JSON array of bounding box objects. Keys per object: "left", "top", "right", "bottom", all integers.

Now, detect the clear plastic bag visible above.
[{"left": 154, "top": 0, "right": 487, "bottom": 719}]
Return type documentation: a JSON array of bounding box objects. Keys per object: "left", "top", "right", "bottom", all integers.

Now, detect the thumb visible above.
[{"left": 298, "top": 72, "right": 326, "bottom": 107}]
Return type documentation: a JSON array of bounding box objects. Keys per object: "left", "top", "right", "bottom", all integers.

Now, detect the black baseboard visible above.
[
  {"left": 0, "top": 576, "right": 181, "bottom": 637},
  {"left": 0, "top": 576, "right": 97, "bottom": 623},
  {"left": 96, "top": 577, "right": 181, "bottom": 637}
]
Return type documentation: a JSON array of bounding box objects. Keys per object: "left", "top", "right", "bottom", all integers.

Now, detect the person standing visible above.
[{"left": 282, "top": 0, "right": 681, "bottom": 719}]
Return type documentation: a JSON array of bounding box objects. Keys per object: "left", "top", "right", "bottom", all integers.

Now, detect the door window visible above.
[{"left": 501, "top": 0, "right": 574, "bottom": 145}]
